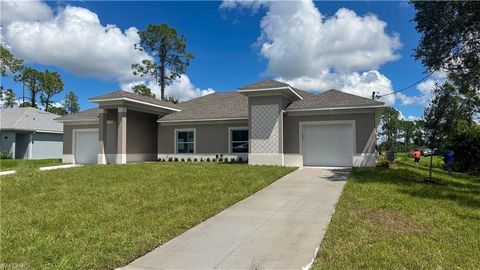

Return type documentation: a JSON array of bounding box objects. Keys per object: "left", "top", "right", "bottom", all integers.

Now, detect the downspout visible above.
[{"left": 29, "top": 131, "right": 36, "bottom": 160}]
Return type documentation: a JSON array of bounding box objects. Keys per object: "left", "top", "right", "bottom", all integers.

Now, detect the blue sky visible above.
[{"left": 1, "top": 1, "right": 441, "bottom": 119}]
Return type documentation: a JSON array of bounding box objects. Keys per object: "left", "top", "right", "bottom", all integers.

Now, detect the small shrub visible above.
[
  {"left": 206, "top": 158, "right": 210, "bottom": 162},
  {"left": 193, "top": 158, "right": 198, "bottom": 162},
  {"left": 238, "top": 157, "right": 243, "bottom": 163},
  {"left": 376, "top": 158, "right": 390, "bottom": 168},
  {"left": 168, "top": 157, "right": 173, "bottom": 162},
  {"left": 215, "top": 154, "right": 219, "bottom": 160},
  {"left": 187, "top": 158, "right": 191, "bottom": 162},
  {"left": 174, "top": 157, "right": 179, "bottom": 162},
  {"left": 181, "top": 158, "right": 185, "bottom": 162},
  {"left": 200, "top": 157, "right": 204, "bottom": 162},
  {"left": 230, "top": 158, "right": 236, "bottom": 163},
  {"left": 0, "top": 151, "right": 13, "bottom": 159}
]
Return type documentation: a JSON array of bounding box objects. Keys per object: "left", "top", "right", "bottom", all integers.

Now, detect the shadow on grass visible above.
[{"left": 353, "top": 165, "right": 480, "bottom": 210}]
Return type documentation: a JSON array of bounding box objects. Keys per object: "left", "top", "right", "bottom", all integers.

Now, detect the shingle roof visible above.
[
  {"left": 56, "top": 108, "right": 101, "bottom": 121},
  {"left": 159, "top": 92, "right": 248, "bottom": 121},
  {"left": 291, "top": 87, "right": 315, "bottom": 99},
  {"left": 89, "top": 90, "right": 183, "bottom": 111},
  {"left": 0, "top": 107, "right": 63, "bottom": 132},
  {"left": 237, "top": 80, "right": 289, "bottom": 90},
  {"left": 287, "top": 89, "right": 384, "bottom": 110}
]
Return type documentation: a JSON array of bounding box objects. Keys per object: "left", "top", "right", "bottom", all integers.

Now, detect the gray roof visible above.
[
  {"left": 291, "top": 87, "right": 315, "bottom": 99},
  {"left": 0, "top": 107, "right": 63, "bottom": 133},
  {"left": 56, "top": 108, "right": 101, "bottom": 121},
  {"left": 89, "top": 90, "right": 184, "bottom": 111},
  {"left": 57, "top": 82, "right": 383, "bottom": 123},
  {"left": 237, "top": 80, "right": 289, "bottom": 90},
  {"left": 159, "top": 92, "right": 248, "bottom": 121},
  {"left": 287, "top": 89, "right": 384, "bottom": 110}
]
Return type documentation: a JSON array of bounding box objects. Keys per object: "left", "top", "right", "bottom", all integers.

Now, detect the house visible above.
[
  {"left": 56, "top": 80, "right": 384, "bottom": 167},
  {"left": 0, "top": 107, "right": 63, "bottom": 159}
]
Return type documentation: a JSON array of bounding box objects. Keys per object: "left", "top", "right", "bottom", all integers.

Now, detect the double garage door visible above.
[
  {"left": 302, "top": 124, "right": 354, "bottom": 167},
  {"left": 74, "top": 129, "right": 98, "bottom": 164}
]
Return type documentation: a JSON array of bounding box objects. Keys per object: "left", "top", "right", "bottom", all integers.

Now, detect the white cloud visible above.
[
  {"left": 121, "top": 75, "right": 215, "bottom": 102},
  {"left": 0, "top": 0, "right": 52, "bottom": 25},
  {"left": 398, "top": 111, "right": 421, "bottom": 121},
  {"left": 219, "top": 0, "right": 268, "bottom": 12},
  {"left": 3, "top": 5, "right": 149, "bottom": 82},
  {"left": 406, "top": 115, "right": 421, "bottom": 121},
  {"left": 222, "top": 0, "right": 401, "bottom": 105},
  {"left": 396, "top": 71, "right": 447, "bottom": 106},
  {"left": 2, "top": 1, "right": 213, "bottom": 101},
  {"left": 279, "top": 70, "right": 395, "bottom": 105}
]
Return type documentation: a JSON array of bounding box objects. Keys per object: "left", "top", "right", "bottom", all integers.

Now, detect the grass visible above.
[
  {"left": 0, "top": 159, "right": 62, "bottom": 171},
  {"left": 314, "top": 155, "right": 480, "bottom": 269},
  {"left": 0, "top": 162, "right": 294, "bottom": 270}
]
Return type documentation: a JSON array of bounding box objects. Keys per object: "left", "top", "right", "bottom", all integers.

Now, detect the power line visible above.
[{"left": 375, "top": 70, "right": 435, "bottom": 99}]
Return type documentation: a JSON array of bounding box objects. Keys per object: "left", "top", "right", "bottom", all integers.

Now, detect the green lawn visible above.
[
  {"left": 0, "top": 159, "right": 62, "bottom": 171},
  {"left": 314, "top": 155, "right": 480, "bottom": 269},
  {"left": 0, "top": 162, "right": 294, "bottom": 270}
]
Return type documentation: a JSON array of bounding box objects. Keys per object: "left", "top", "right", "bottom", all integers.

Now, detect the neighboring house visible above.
[
  {"left": 57, "top": 80, "right": 384, "bottom": 167},
  {"left": 0, "top": 107, "right": 63, "bottom": 159}
]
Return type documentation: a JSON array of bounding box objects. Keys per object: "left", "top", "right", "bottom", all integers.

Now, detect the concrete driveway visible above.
[{"left": 121, "top": 167, "right": 349, "bottom": 270}]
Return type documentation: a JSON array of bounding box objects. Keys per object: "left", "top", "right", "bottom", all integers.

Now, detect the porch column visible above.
[
  {"left": 98, "top": 109, "right": 107, "bottom": 164},
  {"left": 117, "top": 107, "right": 127, "bottom": 164}
]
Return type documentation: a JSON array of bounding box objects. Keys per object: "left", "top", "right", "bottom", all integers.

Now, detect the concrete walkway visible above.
[
  {"left": 122, "top": 167, "right": 349, "bottom": 270},
  {"left": 0, "top": 170, "right": 16, "bottom": 176},
  {"left": 0, "top": 164, "right": 82, "bottom": 176},
  {"left": 38, "top": 164, "right": 82, "bottom": 171}
]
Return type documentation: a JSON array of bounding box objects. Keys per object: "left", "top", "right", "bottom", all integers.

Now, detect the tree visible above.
[
  {"left": 0, "top": 45, "right": 23, "bottom": 77},
  {"left": 380, "top": 107, "right": 401, "bottom": 150},
  {"left": 449, "top": 121, "right": 480, "bottom": 175},
  {"left": 413, "top": 2, "right": 480, "bottom": 113},
  {"left": 400, "top": 120, "right": 415, "bottom": 152},
  {"left": 423, "top": 82, "right": 469, "bottom": 151},
  {"left": 39, "top": 70, "right": 64, "bottom": 111},
  {"left": 2, "top": 89, "right": 16, "bottom": 108},
  {"left": 412, "top": 120, "right": 425, "bottom": 147},
  {"left": 47, "top": 105, "right": 67, "bottom": 116},
  {"left": 14, "top": 67, "right": 42, "bottom": 108},
  {"left": 132, "top": 24, "right": 194, "bottom": 100},
  {"left": 165, "top": 95, "right": 179, "bottom": 104},
  {"left": 63, "top": 91, "right": 80, "bottom": 114},
  {"left": 132, "top": 84, "right": 155, "bottom": 98}
]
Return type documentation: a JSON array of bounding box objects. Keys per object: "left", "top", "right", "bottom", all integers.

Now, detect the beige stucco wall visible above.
[
  {"left": 158, "top": 122, "right": 248, "bottom": 154},
  {"left": 126, "top": 110, "right": 158, "bottom": 156},
  {"left": 63, "top": 123, "right": 99, "bottom": 155},
  {"left": 105, "top": 109, "right": 118, "bottom": 155},
  {"left": 283, "top": 111, "right": 376, "bottom": 154}
]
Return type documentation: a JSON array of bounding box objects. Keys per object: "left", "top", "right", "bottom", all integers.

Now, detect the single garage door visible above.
[
  {"left": 74, "top": 129, "right": 98, "bottom": 164},
  {"left": 302, "top": 124, "right": 354, "bottom": 167}
]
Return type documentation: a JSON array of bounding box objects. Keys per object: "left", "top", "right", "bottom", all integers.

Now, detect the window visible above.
[
  {"left": 176, "top": 129, "right": 195, "bottom": 154},
  {"left": 230, "top": 128, "right": 248, "bottom": 153}
]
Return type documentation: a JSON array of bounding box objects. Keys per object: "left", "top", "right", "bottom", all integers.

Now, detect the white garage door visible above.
[
  {"left": 74, "top": 129, "right": 98, "bottom": 164},
  {"left": 302, "top": 124, "right": 354, "bottom": 167}
]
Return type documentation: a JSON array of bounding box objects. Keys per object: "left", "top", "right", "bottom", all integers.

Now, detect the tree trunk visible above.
[
  {"left": 31, "top": 79, "right": 37, "bottom": 108},
  {"left": 159, "top": 37, "right": 167, "bottom": 100},
  {"left": 45, "top": 96, "right": 51, "bottom": 111}
]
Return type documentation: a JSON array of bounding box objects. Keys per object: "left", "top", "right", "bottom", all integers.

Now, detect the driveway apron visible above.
[{"left": 121, "top": 167, "right": 349, "bottom": 270}]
